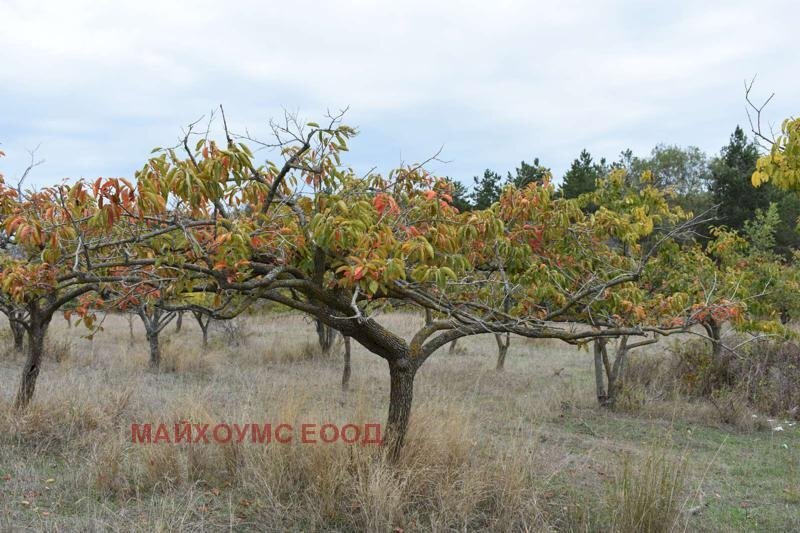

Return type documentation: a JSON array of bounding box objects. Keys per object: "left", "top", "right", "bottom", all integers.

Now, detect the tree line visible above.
[{"left": 451, "top": 125, "right": 800, "bottom": 256}]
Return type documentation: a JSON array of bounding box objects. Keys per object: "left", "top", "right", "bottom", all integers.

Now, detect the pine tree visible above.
[
  {"left": 709, "top": 126, "right": 769, "bottom": 231},
  {"left": 560, "top": 149, "right": 606, "bottom": 199},
  {"left": 507, "top": 158, "right": 550, "bottom": 189},
  {"left": 470, "top": 169, "right": 503, "bottom": 209}
]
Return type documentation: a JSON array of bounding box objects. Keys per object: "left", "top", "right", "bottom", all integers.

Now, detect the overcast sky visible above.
[{"left": 1, "top": 0, "right": 797, "bottom": 189}]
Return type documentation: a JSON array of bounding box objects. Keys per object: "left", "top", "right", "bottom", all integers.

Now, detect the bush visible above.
[
  {"left": 623, "top": 337, "right": 800, "bottom": 422},
  {"left": 211, "top": 318, "right": 249, "bottom": 347},
  {"left": 741, "top": 340, "right": 800, "bottom": 418}
]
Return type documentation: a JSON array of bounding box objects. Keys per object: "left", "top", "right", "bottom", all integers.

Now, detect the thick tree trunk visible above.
[
  {"left": 385, "top": 358, "right": 417, "bottom": 460},
  {"left": 341, "top": 336, "right": 352, "bottom": 391},
  {"left": 147, "top": 330, "right": 160, "bottom": 369},
  {"left": 10, "top": 319, "right": 25, "bottom": 352},
  {"left": 15, "top": 321, "right": 48, "bottom": 409},
  {"left": 495, "top": 332, "right": 510, "bottom": 371}
]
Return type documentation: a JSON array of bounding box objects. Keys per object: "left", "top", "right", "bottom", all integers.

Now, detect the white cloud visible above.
[{"left": 0, "top": 0, "right": 798, "bottom": 186}]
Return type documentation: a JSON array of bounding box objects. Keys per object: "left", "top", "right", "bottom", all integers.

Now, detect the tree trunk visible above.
[
  {"left": 127, "top": 315, "right": 135, "bottom": 346},
  {"left": 385, "top": 358, "right": 417, "bottom": 460},
  {"left": 593, "top": 339, "right": 609, "bottom": 406},
  {"left": 147, "top": 329, "right": 160, "bottom": 369},
  {"left": 495, "top": 332, "right": 510, "bottom": 371},
  {"left": 592, "top": 337, "right": 631, "bottom": 408},
  {"left": 10, "top": 319, "right": 25, "bottom": 352},
  {"left": 706, "top": 321, "right": 722, "bottom": 359},
  {"left": 15, "top": 320, "right": 48, "bottom": 409},
  {"left": 341, "top": 336, "right": 352, "bottom": 391},
  {"left": 175, "top": 311, "right": 183, "bottom": 332},
  {"left": 316, "top": 319, "right": 335, "bottom": 355},
  {"left": 448, "top": 339, "right": 458, "bottom": 354},
  {"left": 193, "top": 312, "right": 210, "bottom": 350},
  {"left": 606, "top": 337, "right": 628, "bottom": 408}
]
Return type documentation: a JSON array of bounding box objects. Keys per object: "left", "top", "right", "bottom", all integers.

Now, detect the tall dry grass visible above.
[{"left": 0, "top": 311, "right": 707, "bottom": 530}]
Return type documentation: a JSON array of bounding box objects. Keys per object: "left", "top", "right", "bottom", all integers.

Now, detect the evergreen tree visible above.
[
  {"left": 709, "top": 126, "right": 769, "bottom": 231},
  {"left": 470, "top": 169, "right": 503, "bottom": 209},
  {"left": 507, "top": 158, "right": 550, "bottom": 188},
  {"left": 709, "top": 126, "right": 800, "bottom": 254},
  {"left": 560, "top": 149, "right": 606, "bottom": 199}
]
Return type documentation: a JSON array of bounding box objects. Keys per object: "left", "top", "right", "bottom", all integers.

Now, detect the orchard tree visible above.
[
  {"left": 132, "top": 294, "right": 177, "bottom": 368},
  {"left": 0, "top": 179, "right": 104, "bottom": 408},
  {"left": 573, "top": 167, "right": 711, "bottom": 405},
  {"left": 101, "top": 274, "right": 182, "bottom": 368},
  {"left": 58, "top": 111, "right": 704, "bottom": 458}
]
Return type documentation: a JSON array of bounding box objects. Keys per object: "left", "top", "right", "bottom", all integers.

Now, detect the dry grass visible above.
[
  {"left": 606, "top": 444, "right": 686, "bottom": 533},
  {"left": 0, "top": 312, "right": 797, "bottom": 531}
]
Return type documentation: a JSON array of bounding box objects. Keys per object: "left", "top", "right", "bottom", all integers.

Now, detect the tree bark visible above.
[
  {"left": 15, "top": 318, "right": 48, "bottom": 409},
  {"left": 341, "top": 336, "right": 352, "bottom": 391},
  {"left": 193, "top": 312, "right": 210, "bottom": 350},
  {"left": 593, "top": 339, "right": 609, "bottom": 406},
  {"left": 10, "top": 318, "right": 25, "bottom": 352},
  {"left": 606, "top": 337, "right": 628, "bottom": 408},
  {"left": 175, "top": 311, "right": 183, "bottom": 332},
  {"left": 448, "top": 338, "right": 458, "bottom": 354},
  {"left": 495, "top": 332, "right": 510, "bottom": 371},
  {"left": 316, "top": 318, "right": 335, "bottom": 355},
  {"left": 137, "top": 306, "right": 169, "bottom": 369},
  {"left": 127, "top": 315, "right": 135, "bottom": 346},
  {"left": 385, "top": 358, "right": 417, "bottom": 460},
  {"left": 704, "top": 321, "right": 722, "bottom": 359},
  {"left": 592, "top": 337, "right": 633, "bottom": 408},
  {"left": 146, "top": 329, "right": 160, "bottom": 369}
]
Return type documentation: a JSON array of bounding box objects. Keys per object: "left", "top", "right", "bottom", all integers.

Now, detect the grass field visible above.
[{"left": 1, "top": 312, "right": 798, "bottom": 531}]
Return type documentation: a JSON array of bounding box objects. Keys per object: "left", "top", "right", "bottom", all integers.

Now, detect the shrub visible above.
[
  {"left": 622, "top": 337, "right": 800, "bottom": 423},
  {"left": 210, "top": 318, "right": 249, "bottom": 348}
]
